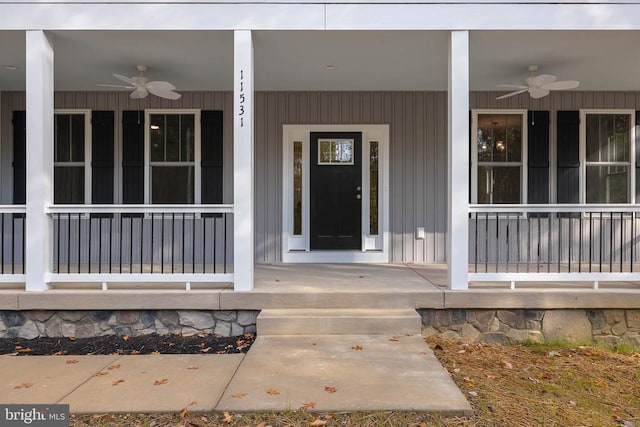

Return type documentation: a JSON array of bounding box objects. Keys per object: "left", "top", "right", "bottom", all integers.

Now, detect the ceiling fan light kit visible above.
[
  {"left": 98, "top": 65, "right": 182, "bottom": 100},
  {"left": 496, "top": 64, "right": 579, "bottom": 100}
]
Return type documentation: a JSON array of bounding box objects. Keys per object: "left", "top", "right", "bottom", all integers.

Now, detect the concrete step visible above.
[{"left": 257, "top": 308, "right": 421, "bottom": 335}]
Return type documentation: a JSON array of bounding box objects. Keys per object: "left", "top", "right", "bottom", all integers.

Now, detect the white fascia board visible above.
[
  {"left": 0, "top": 4, "right": 324, "bottom": 30},
  {"left": 326, "top": 4, "right": 640, "bottom": 30}
]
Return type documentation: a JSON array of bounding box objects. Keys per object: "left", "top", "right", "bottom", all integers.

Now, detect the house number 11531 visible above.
[{"left": 238, "top": 69, "right": 245, "bottom": 127}]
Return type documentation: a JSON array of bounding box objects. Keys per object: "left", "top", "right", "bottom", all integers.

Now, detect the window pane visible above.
[
  {"left": 151, "top": 166, "right": 194, "bottom": 204},
  {"left": 54, "top": 166, "right": 84, "bottom": 204},
  {"left": 586, "top": 165, "right": 629, "bottom": 203},
  {"left": 70, "top": 114, "right": 84, "bottom": 162},
  {"left": 477, "top": 114, "right": 522, "bottom": 163},
  {"left": 477, "top": 166, "right": 521, "bottom": 204},
  {"left": 55, "top": 115, "right": 71, "bottom": 162},
  {"left": 586, "top": 114, "right": 630, "bottom": 162},
  {"left": 180, "top": 114, "right": 195, "bottom": 162},
  {"left": 150, "top": 115, "right": 164, "bottom": 162},
  {"left": 165, "top": 114, "right": 180, "bottom": 162},
  {"left": 370, "top": 142, "right": 379, "bottom": 235},
  {"left": 293, "top": 141, "right": 302, "bottom": 235}
]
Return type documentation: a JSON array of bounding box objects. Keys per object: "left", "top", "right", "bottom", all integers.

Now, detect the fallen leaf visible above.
[
  {"left": 433, "top": 344, "right": 443, "bottom": 351},
  {"left": 528, "top": 377, "right": 541, "bottom": 384},
  {"left": 53, "top": 350, "right": 64, "bottom": 356},
  {"left": 107, "top": 364, "right": 121, "bottom": 370},
  {"left": 122, "top": 335, "right": 130, "bottom": 341},
  {"left": 256, "top": 422, "right": 267, "bottom": 427},
  {"left": 94, "top": 372, "right": 109, "bottom": 377},
  {"left": 595, "top": 379, "right": 606, "bottom": 387},
  {"left": 389, "top": 337, "right": 400, "bottom": 342},
  {"left": 485, "top": 373, "right": 498, "bottom": 380},
  {"left": 16, "top": 348, "right": 31, "bottom": 353},
  {"left": 151, "top": 351, "right": 160, "bottom": 355},
  {"left": 231, "top": 393, "right": 247, "bottom": 399},
  {"left": 310, "top": 419, "right": 327, "bottom": 426},
  {"left": 154, "top": 378, "right": 168, "bottom": 386},
  {"left": 324, "top": 385, "right": 338, "bottom": 393},
  {"left": 458, "top": 349, "right": 467, "bottom": 354},
  {"left": 300, "top": 401, "right": 316, "bottom": 411},
  {"left": 266, "top": 388, "right": 280, "bottom": 395},
  {"left": 222, "top": 411, "right": 233, "bottom": 423},
  {"left": 187, "top": 366, "right": 200, "bottom": 370},
  {"left": 352, "top": 345, "right": 364, "bottom": 351},
  {"left": 181, "top": 332, "right": 195, "bottom": 338},
  {"left": 112, "top": 379, "right": 125, "bottom": 386},
  {"left": 325, "top": 414, "right": 334, "bottom": 420},
  {"left": 14, "top": 382, "right": 34, "bottom": 389},
  {"left": 179, "top": 401, "right": 197, "bottom": 419},
  {"left": 67, "top": 336, "right": 76, "bottom": 341},
  {"left": 66, "top": 359, "right": 79, "bottom": 364},
  {"left": 463, "top": 376, "right": 475, "bottom": 387},
  {"left": 500, "top": 360, "right": 513, "bottom": 369},
  {"left": 200, "top": 347, "right": 212, "bottom": 353},
  {"left": 130, "top": 350, "right": 140, "bottom": 355},
  {"left": 198, "top": 331, "right": 207, "bottom": 337}
]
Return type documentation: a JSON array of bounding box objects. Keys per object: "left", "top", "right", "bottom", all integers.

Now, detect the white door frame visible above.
[{"left": 282, "top": 124, "right": 389, "bottom": 263}]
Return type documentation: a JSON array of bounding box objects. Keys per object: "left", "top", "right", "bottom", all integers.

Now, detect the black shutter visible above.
[
  {"left": 201, "top": 110, "right": 224, "bottom": 204},
  {"left": 636, "top": 112, "right": 640, "bottom": 202},
  {"left": 12, "top": 111, "right": 26, "bottom": 205},
  {"left": 91, "top": 111, "right": 114, "bottom": 204},
  {"left": 527, "top": 111, "right": 550, "bottom": 204},
  {"left": 557, "top": 111, "right": 580, "bottom": 203},
  {"left": 122, "top": 111, "right": 144, "bottom": 204}
]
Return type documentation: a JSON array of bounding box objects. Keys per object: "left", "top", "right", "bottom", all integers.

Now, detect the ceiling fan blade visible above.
[
  {"left": 130, "top": 87, "right": 149, "bottom": 99},
  {"left": 113, "top": 73, "right": 136, "bottom": 85},
  {"left": 526, "top": 74, "right": 557, "bottom": 87},
  {"left": 149, "top": 89, "right": 182, "bottom": 100},
  {"left": 541, "top": 80, "right": 580, "bottom": 91},
  {"left": 146, "top": 80, "right": 176, "bottom": 92},
  {"left": 496, "top": 89, "right": 528, "bottom": 100},
  {"left": 529, "top": 87, "right": 550, "bottom": 99},
  {"left": 496, "top": 84, "right": 527, "bottom": 90},
  {"left": 97, "top": 84, "right": 135, "bottom": 89}
]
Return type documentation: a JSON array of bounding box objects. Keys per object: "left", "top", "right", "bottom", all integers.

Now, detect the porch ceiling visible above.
[{"left": 1, "top": 29, "right": 640, "bottom": 92}]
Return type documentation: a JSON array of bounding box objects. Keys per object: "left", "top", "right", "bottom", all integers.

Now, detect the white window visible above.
[
  {"left": 580, "top": 110, "right": 635, "bottom": 204},
  {"left": 54, "top": 110, "right": 91, "bottom": 204},
  {"left": 144, "top": 110, "right": 201, "bottom": 204},
  {"left": 471, "top": 110, "right": 527, "bottom": 204}
]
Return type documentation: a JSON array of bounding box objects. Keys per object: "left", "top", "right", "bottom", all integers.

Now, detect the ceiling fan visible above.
[
  {"left": 496, "top": 65, "right": 579, "bottom": 100},
  {"left": 98, "top": 65, "right": 181, "bottom": 100}
]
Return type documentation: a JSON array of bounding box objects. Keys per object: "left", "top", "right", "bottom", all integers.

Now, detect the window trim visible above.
[
  {"left": 471, "top": 109, "right": 528, "bottom": 204},
  {"left": 579, "top": 109, "right": 636, "bottom": 204},
  {"left": 143, "top": 109, "right": 201, "bottom": 204},
  {"left": 53, "top": 109, "right": 91, "bottom": 204}
]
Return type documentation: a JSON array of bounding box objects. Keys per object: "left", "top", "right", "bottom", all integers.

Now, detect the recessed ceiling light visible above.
[
  {"left": 324, "top": 65, "right": 336, "bottom": 71},
  {"left": 2, "top": 65, "right": 18, "bottom": 70}
]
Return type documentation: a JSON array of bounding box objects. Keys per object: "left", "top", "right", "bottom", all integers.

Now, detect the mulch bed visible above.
[{"left": 0, "top": 333, "right": 255, "bottom": 356}]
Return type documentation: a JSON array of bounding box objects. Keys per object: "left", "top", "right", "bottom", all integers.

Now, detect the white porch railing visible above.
[
  {"left": 469, "top": 204, "right": 640, "bottom": 288},
  {"left": 0, "top": 205, "right": 26, "bottom": 282},
  {"left": 46, "top": 204, "right": 233, "bottom": 288}
]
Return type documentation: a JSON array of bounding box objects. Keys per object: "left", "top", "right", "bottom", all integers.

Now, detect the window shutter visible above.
[
  {"left": 122, "top": 111, "right": 144, "bottom": 204},
  {"left": 636, "top": 112, "right": 640, "bottom": 202},
  {"left": 91, "top": 111, "right": 114, "bottom": 204},
  {"left": 527, "top": 111, "right": 549, "bottom": 204},
  {"left": 12, "top": 111, "right": 26, "bottom": 205},
  {"left": 557, "top": 110, "right": 580, "bottom": 203},
  {"left": 201, "top": 110, "right": 224, "bottom": 204}
]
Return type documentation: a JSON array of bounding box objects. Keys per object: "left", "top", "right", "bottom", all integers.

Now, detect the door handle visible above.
[
  {"left": 356, "top": 194, "right": 361, "bottom": 200},
  {"left": 356, "top": 186, "right": 362, "bottom": 191}
]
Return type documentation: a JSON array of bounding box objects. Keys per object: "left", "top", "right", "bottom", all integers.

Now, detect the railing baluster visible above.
[
  {"left": 213, "top": 214, "right": 217, "bottom": 274},
  {"left": 495, "top": 212, "right": 499, "bottom": 273},
  {"left": 568, "top": 215, "right": 572, "bottom": 273},
  {"left": 599, "top": 213, "right": 603, "bottom": 273},
  {"left": 620, "top": 212, "right": 624, "bottom": 273},
  {"left": 632, "top": 212, "right": 635, "bottom": 273},
  {"left": 506, "top": 212, "right": 510, "bottom": 273},
  {"left": 119, "top": 214, "right": 123, "bottom": 274},
  {"left": 182, "top": 213, "right": 185, "bottom": 274},
  {"left": 88, "top": 215, "right": 92, "bottom": 274},
  {"left": 160, "top": 212, "right": 164, "bottom": 274},
  {"left": 558, "top": 214, "right": 562, "bottom": 273},
  {"left": 579, "top": 212, "right": 583, "bottom": 273},
  {"left": 202, "top": 215, "right": 207, "bottom": 274},
  {"left": 151, "top": 212, "right": 155, "bottom": 273},
  {"left": 484, "top": 212, "right": 488, "bottom": 273},
  {"left": 3, "top": 213, "right": 7, "bottom": 275},
  {"left": 474, "top": 213, "right": 478, "bottom": 273},
  {"left": 224, "top": 213, "right": 227, "bottom": 274},
  {"left": 526, "top": 214, "right": 530, "bottom": 273},
  {"left": 171, "top": 213, "right": 175, "bottom": 273},
  {"left": 77, "top": 213, "right": 81, "bottom": 273},
  {"left": 609, "top": 211, "right": 613, "bottom": 273},
  {"left": 192, "top": 213, "right": 196, "bottom": 274},
  {"left": 109, "top": 216, "right": 113, "bottom": 274},
  {"left": 516, "top": 213, "right": 520, "bottom": 273},
  {"left": 139, "top": 215, "right": 144, "bottom": 274},
  {"left": 537, "top": 216, "right": 541, "bottom": 274},
  {"left": 547, "top": 214, "right": 551, "bottom": 273},
  {"left": 98, "top": 217, "right": 102, "bottom": 274},
  {"left": 589, "top": 212, "right": 593, "bottom": 273}
]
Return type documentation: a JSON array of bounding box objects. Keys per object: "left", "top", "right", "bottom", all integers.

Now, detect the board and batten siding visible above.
[
  {"left": 255, "top": 92, "right": 449, "bottom": 264},
  {"left": 4, "top": 91, "right": 640, "bottom": 264}
]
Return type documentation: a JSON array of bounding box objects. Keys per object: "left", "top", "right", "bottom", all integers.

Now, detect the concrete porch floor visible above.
[{"left": 2, "top": 263, "right": 640, "bottom": 311}]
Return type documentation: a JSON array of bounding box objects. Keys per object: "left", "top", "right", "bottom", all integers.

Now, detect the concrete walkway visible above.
[{"left": 0, "top": 335, "right": 471, "bottom": 415}]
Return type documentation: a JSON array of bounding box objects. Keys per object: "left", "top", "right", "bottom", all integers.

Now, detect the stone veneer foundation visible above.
[
  {"left": 0, "top": 310, "right": 259, "bottom": 339},
  {"left": 419, "top": 309, "right": 640, "bottom": 347}
]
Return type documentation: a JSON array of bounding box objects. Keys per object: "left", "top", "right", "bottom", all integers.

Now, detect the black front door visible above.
[{"left": 310, "top": 132, "right": 362, "bottom": 250}]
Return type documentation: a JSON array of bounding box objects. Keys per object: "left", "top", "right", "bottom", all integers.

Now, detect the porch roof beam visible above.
[{"left": 3, "top": 3, "right": 640, "bottom": 30}]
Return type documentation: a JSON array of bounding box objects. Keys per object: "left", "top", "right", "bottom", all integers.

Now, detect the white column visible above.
[
  {"left": 447, "top": 31, "right": 469, "bottom": 291},
  {"left": 233, "top": 30, "right": 254, "bottom": 291},
  {"left": 25, "top": 30, "right": 54, "bottom": 292}
]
